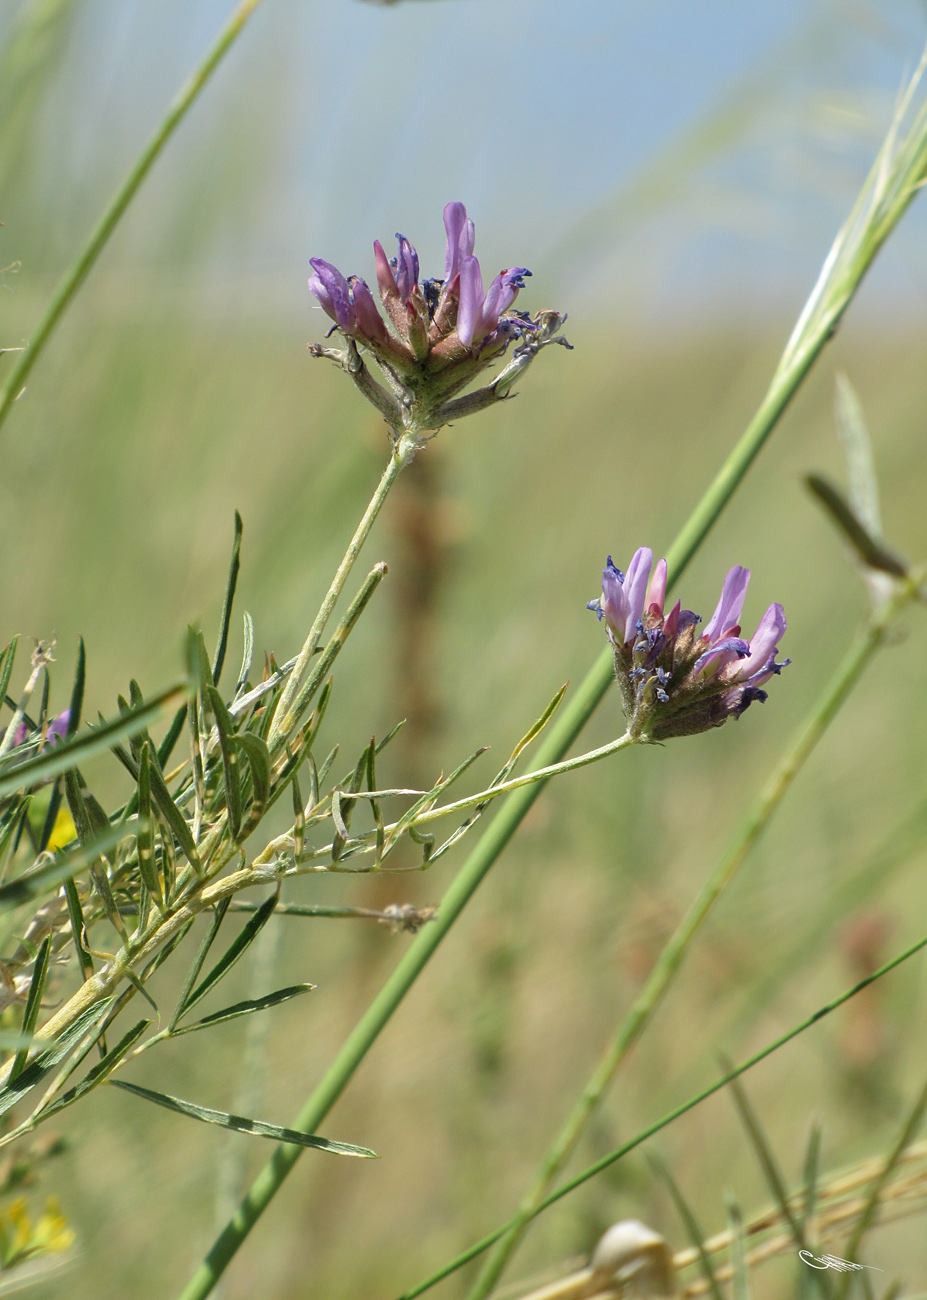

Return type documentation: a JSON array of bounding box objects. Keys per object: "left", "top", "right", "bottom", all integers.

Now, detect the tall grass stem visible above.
[{"left": 0, "top": 0, "right": 266, "bottom": 437}]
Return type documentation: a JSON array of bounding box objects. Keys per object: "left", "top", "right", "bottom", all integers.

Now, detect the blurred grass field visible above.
[
  {"left": 5, "top": 2, "right": 927, "bottom": 1296},
  {"left": 4, "top": 293, "right": 927, "bottom": 1298}
]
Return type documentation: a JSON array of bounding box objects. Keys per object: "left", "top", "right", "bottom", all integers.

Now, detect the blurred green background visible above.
[{"left": 4, "top": 1, "right": 927, "bottom": 1297}]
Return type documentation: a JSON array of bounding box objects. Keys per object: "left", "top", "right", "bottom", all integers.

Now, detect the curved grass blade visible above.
[
  {"left": 177, "top": 893, "right": 278, "bottom": 1021},
  {"left": 648, "top": 1153, "right": 724, "bottom": 1300},
  {"left": 726, "top": 1196, "right": 752, "bottom": 1300},
  {"left": 0, "top": 683, "right": 189, "bottom": 799},
  {"left": 724, "top": 1065, "right": 815, "bottom": 1262},
  {"left": 207, "top": 686, "right": 242, "bottom": 840},
  {"left": 109, "top": 1080, "right": 376, "bottom": 1156},
  {"left": 213, "top": 511, "right": 243, "bottom": 686},
  {"left": 9, "top": 937, "right": 51, "bottom": 1083},
  {"left": 170, "top": 984, "right": 315, "bottom": 1037},
  {"left": 0, "top": 0, "right": 268, "bottom": 439}
]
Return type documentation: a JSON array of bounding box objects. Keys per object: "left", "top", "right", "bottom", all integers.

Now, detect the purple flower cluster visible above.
[
  {"left": 589, "top": 549, "right": 788, "bottom": 740},
  {"left": 309, "top": 202, "right": 537, "bottom": 395}
]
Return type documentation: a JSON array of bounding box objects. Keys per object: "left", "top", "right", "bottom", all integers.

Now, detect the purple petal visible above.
[
  {"left": 394, "top": 234, "right": 420, "bottom": 301},
  {"left": 47, "top": 709, "right": 71, "bottom": 743},
  {"left": 443, "top": 202, "right": 469, "bottom": 281},
  {"left": 704, "top": 566, "right": 751, "bottom": 643},
  {"left": 623, "top": 547, "right": 653, "bottom": 640},
  {"left": 374, "top": 240, "right": 398, "bottom": 299},
  {"left": 646, "top": 558, "right": 668, "bottom": 615},
  {"left": 479, "top": 267, "right": 531, "bottom": 335},
  {"left": 601, "top": 556, "right": 630, "bottom": 642},
  {"left": 732, "top": 603, "right": 787, "bottom": 682},
  {"left": 309, "top": 258, "right": 356, "bottom": 333},
  {"left": 457, "top": 255, "right": 485, "bottom": 348},
  {"left": 350, "top": 277, "right": 388, "bottom": 342}
]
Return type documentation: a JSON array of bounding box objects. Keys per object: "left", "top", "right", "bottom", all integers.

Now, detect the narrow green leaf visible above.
[
  {"left": 207, "top": 686, "right": 242, "bottom": 839},
  {"left": 188, "top": 628, "right": 214, "bottom": 692},
  {"left": 67, "top": 638, "right": 85, "bottom": 736},
  {"left": 235, "top": 611, "right": 254, "bottom": 699},
  {"left": 171, "top": 984, "right": 314, "bottom": 1036},
  {"left": 128, "top": 680, "right": 151, "bottom": 763},
  {"left": 237, "top": 732, "right": 271, "bottom": 837},
  {"left": 291, "top": 773, "right": 305, "bottom": 862},
  {"left": 147, "top": 752, "right": 201, "bottom": 870},
  {"left": 0, "top": 999, "right": 114, "bottom": 1118},
  {"left": 63, "top": 877, "right": 93, "bottom": 981},
  {"left": 0, "top": 639, "right": 18, "bottom": 717},
  {"left": 0, "top": 682, "right": 189, "bottom": 799},
  {"left": 109, "top": 1080, "right": 376, "bottom": 1156},
  {"left": 179, "top": 892, "right": 277, "bottom": 1019},
  {"left": 501, "top": 683, "right": 568, "bottom": 776},
  {"left": 366, "top": 742, "right": 384, "bottom": 863},
  {"left": 649, "top": 1153, "right": 724, "bottom": 1300},
  {"left": 169, "top": 900, "right": 230, "bottom": 1033},
  {"left": 213, "top": 510, "right": 243, "bottom": 686},
  {"left": 136, "top": 744, "right": 162, "bottom": 907},
  {"left": 374, "top": 718, "right": 406, "bottom": 754},
  {"left": 9, "top": 937, "right": 50, "bottom": 1082},
  {"left": 805, "top": 474, "right": 907, "bottom": 578},
  {"left": 123, "top": 970, "right": 160, "bottom": 1020},
  {"left": 39, "top": 1019, "right": 149, "bottom": 1118},
  {"left": 317, "top": 744, "right": 338, "bottom": 788},
  {"left": 801, "top": 1121, "right": 822, "bottom": 1236},
  {"left": 724, "top": 1067, "right": 811, "bottom": 1258},
  {"left": 726, "top": 1196, "right": 752, "bottom": 1300}
]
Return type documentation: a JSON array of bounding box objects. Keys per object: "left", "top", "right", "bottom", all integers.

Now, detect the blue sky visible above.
[{"left": 6, "top": 0, "right": 927, "bottom": 323}]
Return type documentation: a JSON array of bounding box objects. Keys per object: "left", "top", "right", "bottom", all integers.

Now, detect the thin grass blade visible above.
[
  {"left": 9, "top": 937, "right": 51, "bottom": 1083},
  {"left": 109, "top": 1080, "right": 376, "bottom": 1156},
  {"left": 170, "top": 984, "right": 315, "bottom": 1037}
]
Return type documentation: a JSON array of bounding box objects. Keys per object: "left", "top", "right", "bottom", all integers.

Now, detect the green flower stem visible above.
[
  {"left": 0, "top": 0, "right": 266, "bottom": 438},
  {"left": 399, "top": 921, "right": 927, "bottom": 1300},
  {"left": 464, "top": 575, "right": 923, "bottom": 1300},
  {"left": 267, "top": 431, "right": 420, "bottom": 747}
]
